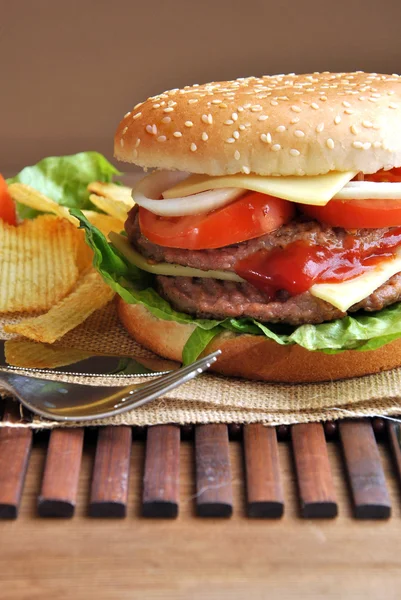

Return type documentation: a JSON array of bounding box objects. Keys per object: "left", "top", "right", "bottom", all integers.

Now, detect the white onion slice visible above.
[
  {"left": 334, "top": 181, "right": 401, "bottom": 200},
  {"left": 132, "top": 170, "right": 246, "bottom": 216}
]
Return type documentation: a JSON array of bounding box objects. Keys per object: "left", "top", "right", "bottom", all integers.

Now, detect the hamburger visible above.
[{"left": 86, "top": 72, "right": 401, "bottom": 382}]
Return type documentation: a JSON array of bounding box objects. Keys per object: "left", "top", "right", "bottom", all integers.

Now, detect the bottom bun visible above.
[{"left": 117, "top": 298, "right": 401, "bottom": 383}]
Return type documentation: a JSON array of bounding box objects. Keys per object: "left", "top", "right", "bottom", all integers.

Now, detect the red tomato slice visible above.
[
  {"left": 302, "top": 168, "right": 401, "bottom": 229},
  {"left": 0, "top": 175, "right": 17, "bottom": 226},
  {"left": 139, "top": 191, "right": 295, "bottom": 249}
]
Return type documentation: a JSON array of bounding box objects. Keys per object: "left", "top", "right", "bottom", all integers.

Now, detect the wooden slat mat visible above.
[{"left": 0, "top": 398, "right": 399, "bottom": 520}]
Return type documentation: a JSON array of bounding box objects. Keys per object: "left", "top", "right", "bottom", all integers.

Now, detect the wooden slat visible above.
[
  {"left": 195, "top": 424, "right": 233, "bottom": 517},
  {"left": 388, "top": 422, "right": 401, "bottom": 485},
  {"left": 89, "top": 426, "right": 132, "bottom": 518},
  {"left": 38, "top": 428, "right": 84, "bottom": 518},
  {"left": 291, "top": 423, "right": 337, "bottom": 518},
  {"left": 339, "top": 420, "right": 391, "bottom": 519},
  {"left": 243, "top": 425, "right": 283, "bottom": 518},
  {"left": 0, "top": 400, "right": 32, "bottom": 519},
  {"left": 142, "top": 425, "right": 180, "bottom": 518}
]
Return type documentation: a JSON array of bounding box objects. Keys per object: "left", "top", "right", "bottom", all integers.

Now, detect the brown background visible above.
[{"left": 1, "top": 0, "right": 401, "bottom": 174}]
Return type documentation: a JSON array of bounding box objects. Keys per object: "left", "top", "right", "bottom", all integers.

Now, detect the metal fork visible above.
[{"left": 0, "top": 350, "right": 221, "bottom": 422}]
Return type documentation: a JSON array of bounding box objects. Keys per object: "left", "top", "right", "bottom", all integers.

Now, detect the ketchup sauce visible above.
[{"left": 235, "top": 228, "right": 401, "bottom": 299}]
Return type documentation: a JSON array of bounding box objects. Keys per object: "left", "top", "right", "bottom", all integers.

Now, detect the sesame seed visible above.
[
  {"left": 239, "top": 124, "right": 246, "bottom": 131},
  {"left": 363, "top": 142, "right": 372, "bottom": 150},
  {"left": 344, "top": 108, "right": 354, "bottom": 115},
  {"left": 272, "top": 144, "right": 281, "bottom": 152},
  {"left": 233, "top": 131, "right": 240, "bottom": 139},
  {"left": 212, "top": 99, "right": 222, "bottom": 104},
  {"left": 122, "top": 126, "right": 128, "bottom": 135},
  {"left": 219, "top": 103, "right": 228, "bottom": 108},
  {"left": 242, "top": 166, "right": 251, "bottom": 174},
  {"left": 133, "top": 112, "right": 142, "bottom": 120},
  {"left": 208, "top": 114, "right": 213, "bottom": 124},
  {"left": 294, "top": 129, "right": 305, "bottom": 137},
  {"left": 234, "top": 150, "right": 241, "bottom": 160},
  {"left": 161, "top": 116, "right": 171, "bottom": 124},
  {"left": 290, "top": 148, "right": 300, "bottom": 156},
  {"left": 157, "top": 135, "right": 167, "bottom": 142},
  {"left": 258, "top": 115, "right": 269, "bottom": 121},
  {"left": 226, "top": 137, "right": 236, "bottom": 143},
  {"left": 124, "top": 111, "right": 131, "bottom": 118},
  {"left": 311, "top": 102, "right": 319, "bottom": 110},
  {"left": 251, "top": 105, "right": 263, "bottom": 112},
  {"left": 389, "top": 102, "right": 398, "bottom": 109},
  {"left": 237, "top": 106, "right": 244, "bottom": 112},
  {"left": 224, "top": 119, "right": 234, "bottom": 125},
  {"left": 145, "top": 124, "right": 157, "bottom": 135},
  {"left": 316, "top": 122, "right": 325, "bottom": 133},
  {"left": 232, "top": 112, "right": 238, "bottom": 121},
  {"left": 334, "top": 115, "right": 341, "bottom": 125},
  {"left": 350, "top": 124, "right": 358, "bottom": 135},
  {"left": 185, "top": 121, "right": 193, "bottom": 128},
  {"left": 173, "top": 131, "right": 182, "bottom": 138},
  {"left": 276, "top": 125, "right": 286, "bottom": 133},
  {"left": 153, "top": 103, "right": 161, "bottom": 109},
  {"left": 373, "top": 141, "right": 382, "bottom": 148},
  {"left": 362, "top": 120, "right": 373, "bottom": 128},
  {"left": 290, "top": 117, "right": 300, "bottom": 124},
  {"left": 134, "top": 102, "right": 143, "bottom": 110},
  {"left": 190, "top": 143, "right": 197, "bottom": 152},
  {"left": 135, "top": 139, "right": 141, "bottom": 148},
  {"left": 201, "top": 132, "right": 209, "bottom": 141},
  {"left": 188, "top": 98, "right": 198, "bottom": 104},
  {"left": 291, "top": 105, "right": 302, "bottom": 113},
  {"left": 120, "top": 139, "right": 124, "bottom": 147},
  {"left": 326, "top": 138, "right": 335, "bottom": 149},
  {"left": 260, "top": 133, "right": 271, "bottom": 144},
  {"left": 320, "top": 95, "right": 328, "bottom": 101},
  {"left": 163, "top": 107, "right": 174, "bottom": 113},
  {"left": 352, "top": 141, "right": 363, "bottom": 149},
  {"left": 132, "top": 149, "right": 138, "bottom": 159},
  {"left": 342, "top": 101, "right": 351, "bottom": 108},
  {"left": 270, "top": 100, "right": 279, "bottom": 106}
]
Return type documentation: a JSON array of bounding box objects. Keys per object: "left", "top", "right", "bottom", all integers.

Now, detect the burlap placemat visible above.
[{"left": 1, "top": 301, "right": 401, "bottom": 428}]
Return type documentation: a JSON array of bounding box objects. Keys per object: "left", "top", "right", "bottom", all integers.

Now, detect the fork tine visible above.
[
  {"left": 113, "top": 351, "right": 221, "bottom": 411},
  {"left": 126, "top": 350, "right": 220, "bottom": 399}
]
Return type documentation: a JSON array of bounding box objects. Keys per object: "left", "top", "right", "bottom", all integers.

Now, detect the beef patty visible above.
[
  {"left": 126, "top": 208, "right": 401, "bottom": 325},
  {"left": 126, "top": 207, "right": 390, "bottom": 272},
  {"left": 156, "top": 274, "right": 401, "bottom": 324}
]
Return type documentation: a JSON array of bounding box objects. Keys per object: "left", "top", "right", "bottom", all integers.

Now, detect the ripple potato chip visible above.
[
  {"left": 4, "top": 268, "right": 115, "bottom": 343},
  {"left": 8, "top": 182, "right": 77, "bottom": 224},
  {"left": 4, "top": 338, "right": 92, "bottom": 369},
  {"left": 89, "top": 193, "right": 131, "bottom": 222},
  {"left": 87, "top": 181, "right": 134, "bottom": 207},
  {"left": 0, "top": 215, "right": 80, "bottom": 312}
]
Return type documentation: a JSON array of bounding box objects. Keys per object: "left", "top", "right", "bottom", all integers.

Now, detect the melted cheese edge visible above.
[
  {"left": 310, "top": 248, "right": 401, "bottom": 312},
  {"left": 164, "top": 171, "right": 357, "bottom": 206}
]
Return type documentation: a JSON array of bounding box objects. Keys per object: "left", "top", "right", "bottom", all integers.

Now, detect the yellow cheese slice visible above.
[
  {"left": 109, "top": 233, "right": 245, "bottom": 282},
  {"left": 310, "top": 249, "right": 401, "bottom": 312},
  {"left": 164, "top": 171, "right": 357, "bottom": 206}
]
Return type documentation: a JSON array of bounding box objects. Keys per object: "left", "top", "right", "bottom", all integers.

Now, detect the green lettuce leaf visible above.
[
  {"left": 7, "top": 151, "right": 121, "bottom": 219},
  {"left": 72, "top": 209, "right": 401, "bottom": 363}
]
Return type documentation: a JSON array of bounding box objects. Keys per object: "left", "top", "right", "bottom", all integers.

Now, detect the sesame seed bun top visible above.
[{"left": 114, "top": 71, "right": 401, "bottom": 177}]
